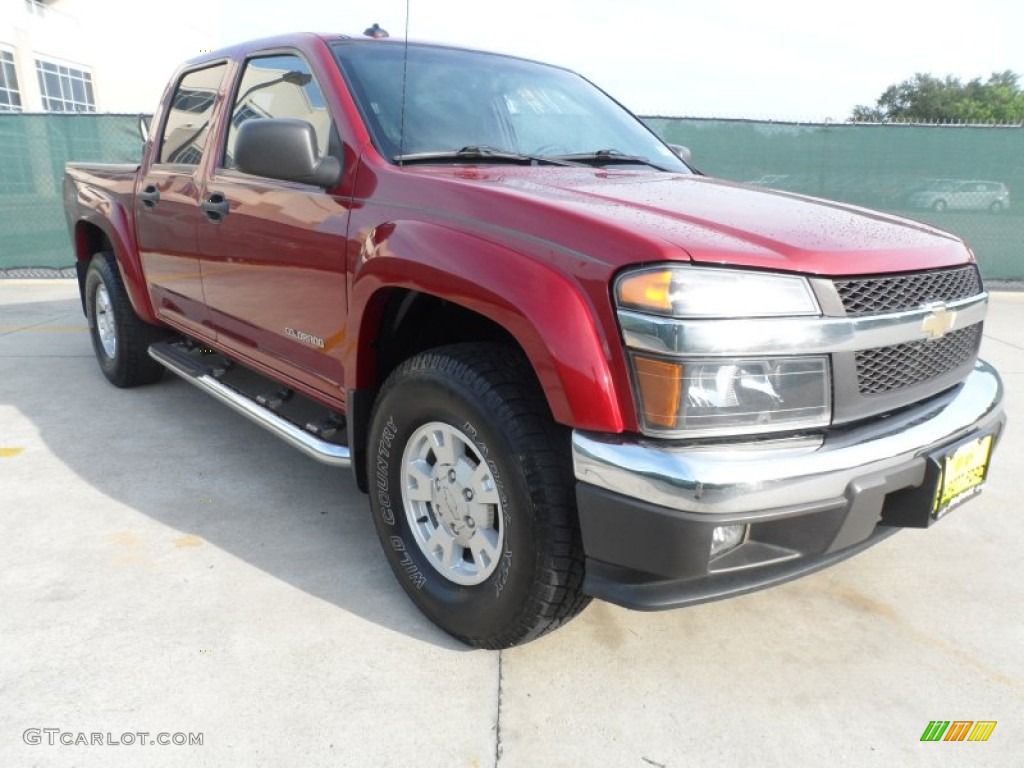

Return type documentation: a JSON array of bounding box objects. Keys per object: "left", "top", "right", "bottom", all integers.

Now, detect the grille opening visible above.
[
  {"left": 855, "top": 324, "right": 982, "bottom": 395},
  {"left": 835, "top": 265, "right": 981, "bottom": 317}
]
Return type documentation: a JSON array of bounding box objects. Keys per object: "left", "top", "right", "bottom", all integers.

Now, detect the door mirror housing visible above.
[{"left": 235, "top": 118, "right": 342, "bottom": 188}]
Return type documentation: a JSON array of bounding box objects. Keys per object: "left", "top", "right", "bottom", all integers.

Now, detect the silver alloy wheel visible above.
[
  {"left": 401, "top": 421, "right": 505, "bottom": 586},
  {"left": 95, "top": 284, "right": 117, "bottom": 359}
]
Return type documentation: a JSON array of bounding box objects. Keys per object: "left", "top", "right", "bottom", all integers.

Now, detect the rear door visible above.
[
  {"left": 135, "top": 63, "right": 228, "bottom": 339},
  {"left": 197, "top": 51, "right": 349, "bottom": 398}
]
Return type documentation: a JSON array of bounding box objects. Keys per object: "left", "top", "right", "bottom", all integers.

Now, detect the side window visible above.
[
  {"left": 223, "top": 53, "right": 332, "bottom": 170},
  {"left": 159, "top": 63, "right": 227, "bottom": 165}
]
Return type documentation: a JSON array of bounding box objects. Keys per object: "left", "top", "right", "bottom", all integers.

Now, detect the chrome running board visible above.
[{"left": 148, "top": 341, "right": 351, "bottom": 467}]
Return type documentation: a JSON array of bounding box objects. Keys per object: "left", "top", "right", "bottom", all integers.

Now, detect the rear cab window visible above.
[{"left": 158, "top": 63, "right": 228, "bottom": 165}]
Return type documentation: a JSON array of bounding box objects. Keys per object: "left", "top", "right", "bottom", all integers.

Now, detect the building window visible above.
[
  {"left": 172, "top": 88, "right": 216, "bottom": 114},
  {"left": 0, "top": 50, "right": 22, "bottom": 112},
  {"left": 230, "top": 103, "right": 263, "bottom": 129},
  {"left": 35, "top": 59, "right": 95, "bottom": 112}
]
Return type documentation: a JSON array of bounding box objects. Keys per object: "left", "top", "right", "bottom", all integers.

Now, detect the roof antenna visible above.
[{"left": 398, "top": 0, "right": 410, "bottom": 165}]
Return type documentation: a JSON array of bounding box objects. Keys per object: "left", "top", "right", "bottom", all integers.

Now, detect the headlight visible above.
[
  {"left": 616, "top": 266, "right": 819, "bottom": 318},
  {"left": 616, "top": 266, "right": 831, "bottom": 438},
  {"left": 631, "top": 354, "right": 830, "bottom": 436}
]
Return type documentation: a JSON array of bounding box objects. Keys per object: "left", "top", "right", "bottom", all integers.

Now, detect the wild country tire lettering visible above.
[
  {"left": 376, "top": 416, "right": 398, "bottom": 525},
  {"left": 389, "top": 535, "right": 427, "bottom": 589},
  {"left": 377, "top": 416, "right": 426, "bottom": 588}
]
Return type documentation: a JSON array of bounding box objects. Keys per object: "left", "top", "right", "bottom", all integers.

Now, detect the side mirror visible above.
[
  {"left": 235, "top": 118, "right": 342, "bottom": 188},
  {"left": 668, "top": 143, "right": 692, "bottom": 164}
]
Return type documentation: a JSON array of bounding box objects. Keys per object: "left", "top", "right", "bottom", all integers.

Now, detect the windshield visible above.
[{"left": 332, "top": 42, "right": 689, "bottom": 172}]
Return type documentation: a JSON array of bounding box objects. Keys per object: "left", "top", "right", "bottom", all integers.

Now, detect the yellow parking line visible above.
[{"left": 0, "top": 447, "right": 25, "bottom": 458}]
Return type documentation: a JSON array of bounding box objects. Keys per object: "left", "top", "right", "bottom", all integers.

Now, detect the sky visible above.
[{"left": 209, "top": 0, "right": 1024, "bottom": 121}]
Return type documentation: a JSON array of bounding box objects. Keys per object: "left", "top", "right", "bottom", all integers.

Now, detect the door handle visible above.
[
  {"left": 139, "top": 185, "right": 160, "bottom": 209},
  {"left": 200, "top": 192, "right": 230, "bottom": 222}
]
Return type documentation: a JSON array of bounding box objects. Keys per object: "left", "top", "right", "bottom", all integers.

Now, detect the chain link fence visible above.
[{"left": 1, "top": 113, "right": 1021, "bottom": 280}]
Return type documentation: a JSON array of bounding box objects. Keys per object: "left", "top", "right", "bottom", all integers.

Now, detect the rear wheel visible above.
[
  {"left": 989, "top": 201, "right": 1004, "bottom": 213},
  {"left": 368, "top": 343, "right": 589, "bottom": 649},
  {"left": 85, "top": 252, "right": 167, "bottom": 387}
]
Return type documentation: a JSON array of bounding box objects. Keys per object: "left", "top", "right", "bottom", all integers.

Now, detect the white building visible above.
[{"left": 0, "top": 0, "right": 218, "bottom": 113}]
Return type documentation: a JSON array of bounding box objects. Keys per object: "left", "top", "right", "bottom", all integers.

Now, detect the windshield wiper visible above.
[
  {"left": 395, "top": 146, "right": 583, "bottom": 167},
  {"left": 547, "top": 149, "right": 668, "bottom": 171}
]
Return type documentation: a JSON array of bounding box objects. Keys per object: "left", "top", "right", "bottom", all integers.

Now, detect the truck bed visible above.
[{"left": 64, "top": 163, "right": 140, "bottom": 226}]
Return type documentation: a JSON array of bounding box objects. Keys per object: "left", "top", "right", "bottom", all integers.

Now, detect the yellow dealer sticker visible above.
[{"left": 932, "top": 435, "right": 993, "bottom": 519}]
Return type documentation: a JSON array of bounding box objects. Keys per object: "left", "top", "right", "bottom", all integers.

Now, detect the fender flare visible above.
[
  {"left": 70, "top": 183, "right": 157, "bottom": 324},
  {"left": 348, "top": 220, "right": 628, "bottom": 433}
]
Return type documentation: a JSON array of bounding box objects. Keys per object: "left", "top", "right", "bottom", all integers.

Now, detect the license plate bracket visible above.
[
  {"left": 879, "top": 433, "right": 993, "bottom": 528},
  {"left": 930, "top": 434, "right": 993, "bottom": 520}
]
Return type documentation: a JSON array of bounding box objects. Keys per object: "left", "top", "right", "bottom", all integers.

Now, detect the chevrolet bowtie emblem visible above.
[{"left": 920, "top": 303, "right": 957, "bottom": 340}]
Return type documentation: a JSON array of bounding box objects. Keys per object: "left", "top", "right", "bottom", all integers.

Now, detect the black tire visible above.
[
  {"left": 989, "top": 201, "right": 1003, "bottom": 213},
  {"left": 85, "top": 252, "right": 168, "bottom": 387},
  {"left": 368, "top": 343, "right": 590, "bottom": 649}
]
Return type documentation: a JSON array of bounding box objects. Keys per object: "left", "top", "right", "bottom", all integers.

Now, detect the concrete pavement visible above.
[{"left": 1, "top": 281, "right": 1021, "bottom": 767}]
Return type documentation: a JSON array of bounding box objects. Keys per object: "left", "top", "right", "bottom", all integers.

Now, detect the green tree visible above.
[{"left": 851, "top": 71, "right": 1024, "bottom": 123}]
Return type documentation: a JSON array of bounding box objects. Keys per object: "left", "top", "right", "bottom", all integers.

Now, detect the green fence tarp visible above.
[
  {"left": 0, "top": 114, "right": 143, "bottom": 272},
  {"left": 1, "top": 113, "right": 1021, "bottom": 279},
  {"left": 644, "top": 118, "right": 1023, "bottom": 280}
]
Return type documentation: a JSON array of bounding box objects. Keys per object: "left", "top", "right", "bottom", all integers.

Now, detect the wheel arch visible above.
[
  {"left": 70, "top": 204, "right": 156, "bottom": 324},
  {"left": 344, "top": 220, "right": 630, "bottom": 491}
]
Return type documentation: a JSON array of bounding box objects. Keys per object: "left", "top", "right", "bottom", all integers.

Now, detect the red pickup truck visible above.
[{"left": 63, "top": 32, "right": 1005, "bottom": 649}]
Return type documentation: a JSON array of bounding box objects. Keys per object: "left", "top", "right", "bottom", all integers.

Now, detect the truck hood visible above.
[{"left": 406, "top": 167, "right": 971, "bottom": 276}]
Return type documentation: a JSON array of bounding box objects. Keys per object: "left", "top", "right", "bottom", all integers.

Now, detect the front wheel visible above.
[{"left": 368, "top": 344, "right": 589, "bottom": 649}]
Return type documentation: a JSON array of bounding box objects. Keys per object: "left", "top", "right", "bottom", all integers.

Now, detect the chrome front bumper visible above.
[
  {"left": 574, "top": 361, "right": 1004, "bottom": 517},
  {"left": 572, "top": 361, "right": 1005, "bottom": 610}
]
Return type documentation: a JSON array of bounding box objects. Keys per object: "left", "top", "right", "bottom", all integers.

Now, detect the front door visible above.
[{"left": 197, "top": 52, "right": 349, "bottom": 399}]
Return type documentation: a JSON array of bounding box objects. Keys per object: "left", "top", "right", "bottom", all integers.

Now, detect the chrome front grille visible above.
[
  {"left": 834, "top": 265, "right": 982, "bottom": 317},
  {"left": 855, "top": 323, "right": 982, "bottom": 395}
]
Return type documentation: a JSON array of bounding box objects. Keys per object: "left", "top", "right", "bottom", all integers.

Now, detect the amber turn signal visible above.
[
  {"left": 617, "top": 270, "right": 674, "bottom": 314},
  {"left": 632, "top": 355, "right": 683, "bottom": 429}
]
